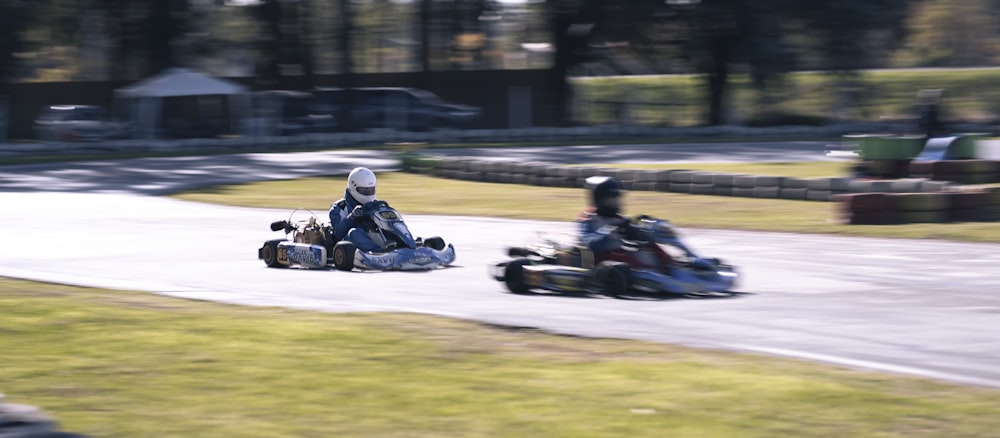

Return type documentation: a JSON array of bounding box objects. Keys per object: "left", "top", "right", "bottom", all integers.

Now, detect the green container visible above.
[{"left": 856, "top": 135, "right": 926, "bottom": 160}]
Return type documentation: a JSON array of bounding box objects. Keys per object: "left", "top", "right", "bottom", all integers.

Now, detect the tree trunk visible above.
[
  {"left": 255, "top": 0, "right": 282, "bottom": 88},
  {"left": 338, "top": 0, "right": 358, "bottom": 130},
  {"left": 550, "top": 11, "right": 574, "bottom": 126},
  {"left": 704, "top": 36, "right": 730, "bottom": 126},
  {"left": 419, "top": 0, "right": 431, "bottom": 72}
]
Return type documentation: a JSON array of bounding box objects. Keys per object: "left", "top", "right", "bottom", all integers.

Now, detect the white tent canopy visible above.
[{"left": 114, "top": 68, "right": 250, "bottom": 138}]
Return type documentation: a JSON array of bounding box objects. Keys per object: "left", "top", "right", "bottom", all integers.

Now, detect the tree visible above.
[
  {"left": 547, "top": 0, "right": 606, "bottom": 125},
  {"left": 0, "top": 2, "right": 30, "bottom": 82},
  {"left": 784, "top": 0, "right": 911, "bottom": 71},
  {"left": 893, "top": 0, "right": 1000, "bottom": 67},
  {"left": 100, "top": 0, "right": 191, "bottom": 80},
  {"left": 613, "top": 0, "right": 788, "bottom": 125},
  {"left": 148, "top": 0, "right": 190, "bottom": 75}
]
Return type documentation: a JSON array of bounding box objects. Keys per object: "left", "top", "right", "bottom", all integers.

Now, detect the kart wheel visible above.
[
  {"left": 260, "top": 240, "right": 287, "bottom": 268},
  {"left": 595, "top": 261, "right": 630, "bottom": 298},
  {"left": 503, "top": 258, "right": 533, "bottom": 294},
  {"left": 332, "top": 241, "right": 357, "bottom": 271},
  {"left": 423, "top": 236, "right": 446, "bottom": 251}
]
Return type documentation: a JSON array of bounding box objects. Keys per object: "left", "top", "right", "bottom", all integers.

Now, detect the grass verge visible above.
[
  {"left": 4, "top": 277, "right": 1000, "bottom": 437},
  {"left": 173, "top": 172, "right": 1000, "bottom": 243}
]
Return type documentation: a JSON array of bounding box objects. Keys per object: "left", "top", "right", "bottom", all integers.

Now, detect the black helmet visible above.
[{"left": 584, "top": 176, "right": 622, "bottom": 216}]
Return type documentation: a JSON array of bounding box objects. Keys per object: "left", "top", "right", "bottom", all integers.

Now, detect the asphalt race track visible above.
[{"left": 2, "top": 143, "right": 999, "bottom": 388}]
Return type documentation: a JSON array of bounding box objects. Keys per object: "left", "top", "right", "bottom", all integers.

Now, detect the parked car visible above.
[
  {"left": 33, "top": 104, "right": 130, "bottom": 142},
  {"left": 311, "top": 87, "right": 482, "bottom": 131},
  {"left": 252, "top": 90, "right": 337, "bottom": 136}
]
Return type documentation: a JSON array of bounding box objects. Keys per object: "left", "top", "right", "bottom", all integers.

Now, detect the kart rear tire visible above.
[
  {"left": 503, "top": 258, "right": 533, "bottom": 294},
  {"left": 332, "top": 241, "right": 357, "bottom": 271},
  {"left": 260, "top": 239, "right": 287, "bottom": 268},
  {"left": 423, "top": 236, "right": 446, "bottom": 251},
  {"left": 595, "top": 261, "right": 630, "bottom": 298}
]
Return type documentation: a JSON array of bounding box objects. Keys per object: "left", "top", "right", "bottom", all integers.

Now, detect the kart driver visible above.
[
  {"left": 329, "top": 167, "right": 383, "bottom": 252},
  {"left": 578, "top": 176, "right": 645, "bottom": 261},
  {"left": 578, "top": 176, "right": 698, "bottom": 267}
]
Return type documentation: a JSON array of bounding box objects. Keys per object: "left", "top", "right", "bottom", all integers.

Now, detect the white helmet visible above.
[{"left": 347, "top": 167, "right": 377, "bottom": 204}]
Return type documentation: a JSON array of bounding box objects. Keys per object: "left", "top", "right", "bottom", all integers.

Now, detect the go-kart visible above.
[
  {"left": 258, "top": 209, "right": 334, "bottom": 269},
  {"left": 330, "top": 200, "right": 456, "bottom": 271},
  {"left": 490, "top": 216, "right": 739, "bottom": 298},
  {"left": 258, "top": 201, "right": 456, "bottom": 271}
]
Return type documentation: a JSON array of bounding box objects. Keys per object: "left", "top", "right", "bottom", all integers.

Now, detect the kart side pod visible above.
[
  {"left": 259, "top": 240, "right": 328, "bottom": 269},
  {"left": 280, "top": 242, "right": 327, "bottom": 268}
]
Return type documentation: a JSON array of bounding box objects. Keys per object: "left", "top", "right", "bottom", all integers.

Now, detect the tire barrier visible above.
[
  {"left": 834, "top": 188, "right": 1000, "bottom": 225},
  {"left": 425, "top": 157, "right": 963, "bottom": 204},
  {"left": 908, "top": 159, "right": 1000, "bottom": 185},
  {"left": 863, "top": 159, "right": 914, "bottom": 179},
  {"left": 984, "top": 187, "right": 1000, "bottom": 222},
  {"left": 832, "top": 193, "right": 899, "bottom": 225},
  {"left": 895, "top": 193, "right": 951, "bottom": 223},
  {"left": 424, "top": 156, "right": 998, "bottom": 225}
]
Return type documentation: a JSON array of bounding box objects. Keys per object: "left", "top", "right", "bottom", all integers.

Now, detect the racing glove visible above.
[
  {"left": 349, "top": 205, "right": 366, "bottom": 219},
  {"left": 620, "top": 224, "right": 650, "bottom": 242}
]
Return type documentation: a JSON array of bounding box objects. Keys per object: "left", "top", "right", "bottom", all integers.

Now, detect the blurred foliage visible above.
[
  {"left": 6, "top": 0, "right": 1000, "bottom": 127},
  {"left": 572, "top": 68, "right": 1000, "bottom": 127},
  {"left": 0, "top": 2, "right": 30, "bottom": 81},
  {"left": 893, "top": 0, "right": 1000, "bottom": 67},
  {"left": 9, "top": 0, "right": 1000, "bottom": 83}
]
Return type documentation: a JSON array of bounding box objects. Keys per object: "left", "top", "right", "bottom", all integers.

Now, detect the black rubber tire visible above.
[
  {"left": 503, "top": 258, "right": 533, "bottom": 294},
  {"left": 260, "top": 239, "right": 287, "bottom": 268},
  {"left": 423, "top": 236, "right": 446, "bottom": 251},
  {"left": 332, "top": 241, "right": 357, "bottom": 271},
  {"left": 595, "top": 261, "right": 630, "bottom": 298}
]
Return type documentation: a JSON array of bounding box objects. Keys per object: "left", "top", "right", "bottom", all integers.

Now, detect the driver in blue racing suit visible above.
[{"left": 329, "top": 167, "right": 383, "bottom": 252}]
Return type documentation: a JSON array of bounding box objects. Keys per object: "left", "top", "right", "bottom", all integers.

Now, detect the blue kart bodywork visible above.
[{"left": 353, "top": 245, "right": 457, "bottom": 271}]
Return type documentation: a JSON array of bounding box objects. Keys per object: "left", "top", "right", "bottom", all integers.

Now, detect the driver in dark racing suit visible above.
[
  {"left": 578, "top": 176, "right": 700, "bottom": 269},
  {"left": 329, "top": 167, "right": 383, "bottom": 252},
  {"left": 578, "top": 176, "right": 642, "bottom": 260}
]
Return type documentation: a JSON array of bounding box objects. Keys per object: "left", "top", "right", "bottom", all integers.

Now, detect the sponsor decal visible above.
[
  {"left": 408, "top": 255, "right": 433, "bottom": 265},
  {"left": 287, "top": 246, "right": 324, "bottom": 267},
  {"left": 364, "top": 254, "right": 399, "bottom": 268}
]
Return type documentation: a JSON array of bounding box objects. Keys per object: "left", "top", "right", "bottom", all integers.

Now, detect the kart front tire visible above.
[
  {"left": 423, "top": 236, "right": 446, "bottom": 251},
  {"left": 260, "top": 239, "right": 287, "bottom": 268},
  {"left": 332, "top": 241, "right": 357, "bottom": 271},
  {"left": 503, "top": 258, "right": 533, "bottom": 294},
  {"left": 595, "top": 261, "right": 630, "bottom": 298}
]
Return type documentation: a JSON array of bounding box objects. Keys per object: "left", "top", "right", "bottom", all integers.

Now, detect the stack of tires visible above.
[
  {"left": 909, "top": 160, "right": 1000, "bottom": 184},
  {"left": 984, "top": 187, "right": 1000, "bottom": 221},
  {"left": 855, "top": 135, "right": 926, "bottom": 179},
  {"left": 833, "top": 193, "right": 898, "bottom": 225},
  {"left": 894, "top": 193, "right": 950, "bottom": 223},
  {"left": 949, "top": 190, "right": 991, "bottom": 222}
]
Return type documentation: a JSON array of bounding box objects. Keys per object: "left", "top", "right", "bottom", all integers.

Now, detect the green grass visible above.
[
  {"left": 4, "top": 277, "right": 1000, "bottom": 437},
  {"left": 173, "top": 171, "right": 1000, "bottom": 243}
]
